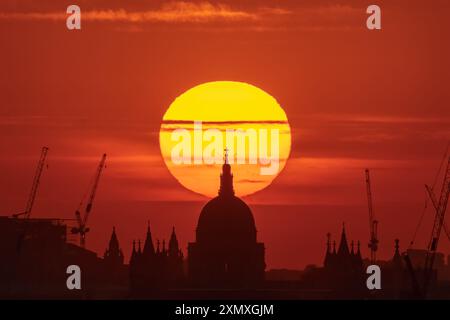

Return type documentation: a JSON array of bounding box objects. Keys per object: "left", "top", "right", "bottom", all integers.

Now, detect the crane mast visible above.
[
  {"left": 72, "top": 153, "right": 106, "bottom": 248},
  {"left": 423, "top": 156, "right": 450, "bottom": 296},
  {"left": 403, "top": 155, "right": 450, "bottom": 299},
  {"left": 13, "top": 146, "right": 49, "bottom": 219},
  {"left": 365, "top": 169, "right": 379, "bottom": 263}
]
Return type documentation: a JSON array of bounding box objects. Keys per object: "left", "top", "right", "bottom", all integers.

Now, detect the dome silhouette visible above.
[
  {"left": 188, "top": 149, "right": 265, "bottom": 288},
  {"left": 197, "top": 195, "right": 257, "bottom": 245}
]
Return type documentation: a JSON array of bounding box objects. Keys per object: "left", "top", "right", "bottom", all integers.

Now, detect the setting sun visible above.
[{"left": 159, "top": 81, "right": 291, "bottom": 197}]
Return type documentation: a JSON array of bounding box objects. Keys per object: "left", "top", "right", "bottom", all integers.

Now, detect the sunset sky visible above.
[{"left": 1, "top": 0, "right": 449, "bottom": 269}]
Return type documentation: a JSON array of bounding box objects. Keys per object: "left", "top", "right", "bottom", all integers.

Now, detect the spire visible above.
[
  {"left": 219, "top": 148, "right": 234, "bottom": 197},
  {"left": 337, "top": 223, "right": 350, "bottom": 256},
  {"left": 108, "top": 226, "right": 119, "bottom": 252},
  {"left": 138, "top": 239, "right": 142, "bottom": 254},
  {"left": 143, "top": 221, "right": 155, "bottom": 257},
  {"left": 351, "top": 240, "right": 355, "bottom": 255},
  {"left": 324, "top": 232, "right": 332, "bottom": 267},
  {"left": 130, "top": 240, "right": 137, "bottom": 264},
  {"left": 169, "top": 226, "right": 179, "bottom": 256},
  {"left": 104, "top": 226, "right": 123, "bottom": 264},
  {"left": 333, "top": 240, "right": 337, "bottom": 254},
  {"left": 156, "top": 239, "right": 160, "bottom": 254}
]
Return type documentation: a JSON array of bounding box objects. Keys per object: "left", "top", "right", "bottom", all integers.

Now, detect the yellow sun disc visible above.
[{"left": 159, "top": 81, "right": 291, "bottom": 198}]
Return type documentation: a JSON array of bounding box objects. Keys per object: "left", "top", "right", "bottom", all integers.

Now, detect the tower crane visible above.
[
  {"left": 365, "top": 169, "right": 379, "bottom": 263},
  {"left": 403, "top": 155, "right": 450, "bottom": 298},
  {"left": 422, "top": 156, "right": 450, "bottom": 296},
  {"left": 71, "top": 153, "right": 106, "bottom": 248},
  {"left": 12, "top": 147, "right": 49, "bottom": 219}
]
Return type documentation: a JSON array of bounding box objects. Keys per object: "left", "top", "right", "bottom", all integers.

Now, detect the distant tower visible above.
[
  {"left": 130, "top": 224, "right": 186, "bottom": 293},
  {"left": 103, "top": 227, "right": 127, "bottom": 287},
  {"left": 337, "top": 223, "right": 350, "bottom": 257},
  {"left": 103, "top": 227, "right": 124, "bottom": 266},
  {"left": 142, "top": 222, "right": 155, "bottom": 258},
  {"left": 169, "top": 227, "right": 179, "bottom": 256},
  {"left": 167, "top": 227, "right": 184, "bottom": 284},
  {"left": 323, "top": 224, "right": 365, "bottom": 293}
]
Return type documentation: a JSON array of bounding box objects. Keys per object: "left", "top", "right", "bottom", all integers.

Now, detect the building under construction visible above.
[
  {"left": 0, "top": 148, "right": 127, "bottom": 298},
  {"left": 0, "top": 216, "right": 128, "bottom": 298}
]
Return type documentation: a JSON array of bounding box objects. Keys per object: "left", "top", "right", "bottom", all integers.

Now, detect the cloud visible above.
[
  {"left": 0, "top": 1, "right": 290, "bottom": 23},
  {"left": 2, "top": 0, "right": 449, "bottom": 32},
  {"left": 307, "top": 113, "right": 450, "bottom": 125}
]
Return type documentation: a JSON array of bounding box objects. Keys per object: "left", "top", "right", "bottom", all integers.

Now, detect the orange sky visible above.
[{"left": 1, "top": 0, "right": 450, "bottom": 269}]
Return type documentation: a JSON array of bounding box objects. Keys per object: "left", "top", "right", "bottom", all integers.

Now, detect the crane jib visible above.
[{"left": 73, "top": 153, "right": 107, "bottom": 249}]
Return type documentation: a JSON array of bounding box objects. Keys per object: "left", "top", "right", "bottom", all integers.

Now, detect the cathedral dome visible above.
[
  {"left": 188, "top": 150, "right": 265, "bottom": 288},
  {"left": 196, "top": 195, "right": 257, "bottom": 244},
  {"left": 195, "top": 149, "right": 257, "bottom": 245}
]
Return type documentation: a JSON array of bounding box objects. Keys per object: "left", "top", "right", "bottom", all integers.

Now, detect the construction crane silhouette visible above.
[
  {"left": 365, "top": 169, "right": 379, "bottom": 263},
  {"left": 423, "top": 156, "right": 450, "bottom": 295},
  {"left": 404, "top": 155, "right": 450, "bottom": 299},
  {"left": 12, "top": 147, "right": 49, "bottom": 219},
  {"left": 71, "top": 153, "right": 106, "bottom": 248}
]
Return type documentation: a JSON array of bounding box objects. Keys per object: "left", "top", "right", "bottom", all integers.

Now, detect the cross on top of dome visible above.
[
  {"left": 219, "top": 147, "right": 234, "bottom": 197},
  {"left": 224, "top": 147, "right": 229, "bottom": 165}
]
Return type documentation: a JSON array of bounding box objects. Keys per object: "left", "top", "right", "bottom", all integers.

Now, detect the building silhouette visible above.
[
  {"left": 3, "top": 160, "right": 450, "bottom": 299},
  {"left": 324, "top": 225, "right": 364, "bottom": 273},
  {"left": 103, "top": 227, "right": 124, "bottom": 268},
  {"left": 0, "top": 216, "right": 103, "bottom": 298},
  {"left": 321, "top": 225, "right": 365, "bottom": 294},
  {"left": 101, "top": 227, "right": 127, "bottom": 289},
  {"left": 129, "top": 224, "right": 183, "bottom": 293},
  {"left": 188, "top": 152, "right": 265, "bottom": 288}
]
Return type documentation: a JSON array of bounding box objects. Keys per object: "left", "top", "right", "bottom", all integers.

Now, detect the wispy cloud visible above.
[
  {"left": 303, "top": 113, "right": 450, "bottom": 125},
  {"left": 0, "top": 1, "right": 290, "bottom": 23}
]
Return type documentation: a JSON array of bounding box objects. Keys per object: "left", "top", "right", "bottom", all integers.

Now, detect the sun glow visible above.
[{"left": 159, "top": 81, "right": 291, "bottom": 198}]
